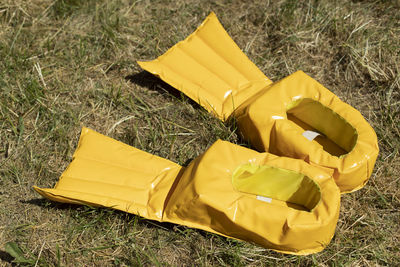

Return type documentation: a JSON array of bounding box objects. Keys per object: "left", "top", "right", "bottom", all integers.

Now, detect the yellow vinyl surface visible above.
[
  {"left": 138, "top": 12, "right": 379, "bottom": 193},
  {"left": 35, "top": 127, "right": 340, "bottom": 255}
]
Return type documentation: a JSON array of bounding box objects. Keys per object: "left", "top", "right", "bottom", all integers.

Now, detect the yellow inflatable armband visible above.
[
  {"left": 137, "top": 12, "right": 379, "bottom": 193},
  {"left": 34, "top": 127, "right": 340, "bottom": 255}
]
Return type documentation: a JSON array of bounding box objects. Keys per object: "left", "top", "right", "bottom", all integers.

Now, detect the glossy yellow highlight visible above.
[
  {"left": 137, "top": 12, "right": 379, "bottom": 193},
  {"left": 34, "top": 127, "right": 340, "bottom": 255}
]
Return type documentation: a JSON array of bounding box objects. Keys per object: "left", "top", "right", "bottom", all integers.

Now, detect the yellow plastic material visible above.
[
  {"left": 34, "top": 127, "right": 340, "bottom": 255},
  {"left": 137, "top": 12, "right": 379, "bottom": 193}
]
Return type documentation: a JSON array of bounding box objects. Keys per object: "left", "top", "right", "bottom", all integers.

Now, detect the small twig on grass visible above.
[
  {"left": 34, "top": 242, "right": 45, "bottom": 267},
  {"left": 107, "top": 115, "right": 136, "bottom": 134},
  {"left": 344, "top": 214, "right": 367, "bottom": 232},
  {"left": 9, "top": 18, "right": 25, "bottom": 54},
  {"left": 34, "top": 62, "right": 47, "bottom": 90}
]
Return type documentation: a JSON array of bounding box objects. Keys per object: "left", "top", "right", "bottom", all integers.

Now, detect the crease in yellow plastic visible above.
[
  {"left": 137, "top": 12, "right": 379, "bottom": 193},
  {"left": 34, "top": 127, "right": 340, "bottom": 255}
]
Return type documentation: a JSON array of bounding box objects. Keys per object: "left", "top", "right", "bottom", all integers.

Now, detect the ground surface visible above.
[{"left": 0, "top": 0, "right": 399, "bottom": 266}]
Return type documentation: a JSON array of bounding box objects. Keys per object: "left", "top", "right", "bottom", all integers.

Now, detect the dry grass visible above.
[{"left": 0, "top": 0, "right": 399, "bottom": 266}]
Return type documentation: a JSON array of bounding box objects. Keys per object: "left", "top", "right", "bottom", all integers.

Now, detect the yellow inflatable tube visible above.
[
  {"left": 137, "top": 12, "right": 379, "bottom": 193},
  {"left": 34, "top": 127, "right": 340, "bottom": 255}
]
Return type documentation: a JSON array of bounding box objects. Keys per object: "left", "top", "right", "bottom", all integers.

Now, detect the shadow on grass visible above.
[
  {"left": 21, "top": 198, "right": 75, "bottom": 210},
  {"left": 0, "top": 250, "right": 14, "bottom": 264},
  {"left": 21, "top": 198, "right": 51, "bottom": 207},
  {"left": 22, "top": 198, "right": 211, "bottom": 238},
  {"left": 125, "top": 71, "right": 203, "bottom": 111},
  {"left": 125, "top": 71, "right": 252, "bottom": 150}
]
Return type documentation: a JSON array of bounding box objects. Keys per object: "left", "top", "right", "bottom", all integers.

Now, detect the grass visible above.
[{"left": 0, "top": 0, "right": 399, "bottom": 265}]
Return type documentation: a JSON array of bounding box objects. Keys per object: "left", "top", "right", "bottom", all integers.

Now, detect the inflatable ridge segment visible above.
[
  {"left": 34, "top": 127, "right": 340, "bottom": 255},
  {"left": 137, "top": 12, "right": 379, "bottom": 193}
]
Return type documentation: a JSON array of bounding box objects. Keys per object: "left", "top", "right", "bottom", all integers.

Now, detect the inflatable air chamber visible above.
[
  {"left": 34, "top": 127, "right": 340, "bottom": 255},
  {"left": 137, "top": 12, "right": 379, "bottom": 193}
]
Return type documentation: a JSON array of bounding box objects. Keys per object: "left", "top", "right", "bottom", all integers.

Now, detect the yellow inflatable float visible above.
[
  {"left": 138, "top": 12, "right": 379, "bottom": 193},
  {"left": 34, "top": 127, "right": 340, "bottom": 255}
]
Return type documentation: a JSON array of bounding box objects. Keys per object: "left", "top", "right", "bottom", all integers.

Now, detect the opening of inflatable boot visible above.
[
  {"left": 136, "top": 12, "right": 378, "bottom": 193},
  {"left": 286, "top": 98, "right": 357, "bottom": 157},
  {"left": 34, "top": 127, "right": 184, "bottom": 222},
  {"left": 164, "top": 140, "right": 340, "bottom": 255},
  {"left": 232, "top": 164, "right": 321, "bottom": 211},
  {"left": 236, "top": 71, "right": 379, "bottom": 193}
]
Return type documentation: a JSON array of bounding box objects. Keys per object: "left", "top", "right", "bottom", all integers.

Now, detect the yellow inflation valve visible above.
[
  {"left": 34, "top": 127, "right": 340, "bottom": 255},
  {"left": 138, "top": 12, "right": 379, "bottom": 193}
]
